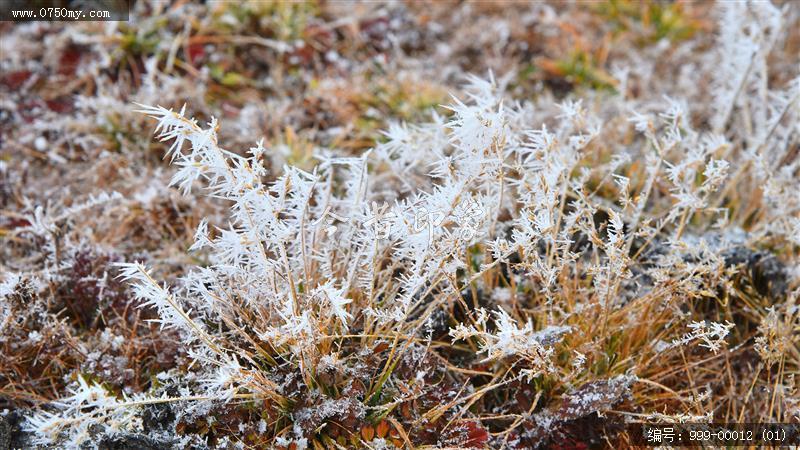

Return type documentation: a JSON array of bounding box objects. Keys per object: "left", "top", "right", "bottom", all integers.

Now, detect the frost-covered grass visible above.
[{"left": 1, "top": 1, "right": 800, "bottom": 449}]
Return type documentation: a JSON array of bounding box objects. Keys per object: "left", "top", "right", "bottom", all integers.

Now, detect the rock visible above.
[
  {"left": 0, "top": 414, "right": 10, "bottom": 450},
  {"left": 1, "top": 410, "right": 37, "bottom": 450},
  {"left": 723, "top": 246, "right": 789, "bottom": 299},
  {"left": 98, "top": 434, "right": 174, "bottom": 450}
]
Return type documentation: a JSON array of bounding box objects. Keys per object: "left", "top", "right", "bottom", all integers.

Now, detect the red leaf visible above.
[
  {"left": 464, "top": 421, "right": 489, "bottom": 448},
  {"left": 58, "top": 47, "right": 82, "bottom": 76},
  {"left": 1, "top": 70, "right": 32, "bottom": 90},
  {"left": 187, "top": 43, "right": 205, "bottom": 66}
]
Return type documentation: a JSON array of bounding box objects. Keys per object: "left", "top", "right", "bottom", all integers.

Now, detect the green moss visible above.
[
  {"left": 212, "top": 1, "right": 320, "bottom": 42},
  {"left": 208, "top": 63, "right": 252, "bottom": 87},
  {"left": 117, "top": 20, "right": 164, "bottom": 57},
  {"left": 594, "top": 0, "right": 700, "bottom": 44},
  {"left": 553, "top": 49, "right": 618, "bottom": 92}
]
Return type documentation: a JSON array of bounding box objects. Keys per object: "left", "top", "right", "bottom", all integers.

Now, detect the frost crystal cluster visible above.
[{"left": 2, "top": 0, "right": 799, "bottom": 448}]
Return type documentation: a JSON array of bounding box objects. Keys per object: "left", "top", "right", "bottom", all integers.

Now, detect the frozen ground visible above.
[{"left": 1, "top": 1, "right": 799, "bottom": 448}]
